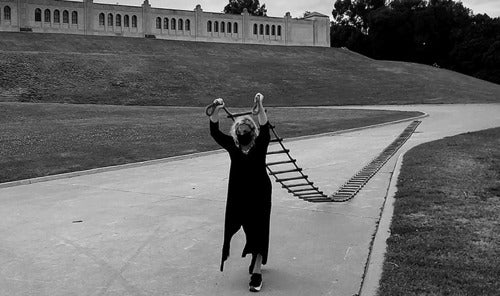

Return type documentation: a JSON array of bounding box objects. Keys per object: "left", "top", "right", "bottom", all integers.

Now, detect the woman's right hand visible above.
[{"left": 206, "top": 98, "right": 225, "bottom": 117}]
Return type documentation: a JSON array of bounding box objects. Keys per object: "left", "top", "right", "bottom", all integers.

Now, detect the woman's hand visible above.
[
  {"left": 253, "top": 93, "right": 268, "bottom": 125},
  {"left": 255, "top": 93, "right": 264, "bottom": 104},
  {"left": 252, "top": 93, "right": 264, "bottom": 115},
  {"left": 214, "top": 98, "right": 224, "bottom": 106},
  {"left": 207, "top": 98, "right": 225, "bottom": 122}
]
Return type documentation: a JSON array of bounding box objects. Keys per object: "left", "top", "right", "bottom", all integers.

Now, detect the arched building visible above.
[{"left": 0, "top": 0, "right": 330, "bottom": 47}]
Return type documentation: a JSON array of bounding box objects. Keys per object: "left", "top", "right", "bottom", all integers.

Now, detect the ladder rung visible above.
[
  {"left": 301, "top": 195, "right": 328, "bottom": 200},
  {"left": 307, "top": 198, "right": 333, "bottom": 203},
  {"left": 295, "top": 192, "right": 324, "bottom": 196},
  {"left": 270, "top": 138, "right": 283, "bottom": 143},
  {"left": 282, "top": 182, "right": 314, "bottom": 188},
  {"left": 338, "top": 189, "right": 358, "bottom": 193},
  {"left": 267, "top": 149, "right": 290, "bottom": 155},
  {"left": 289, "top": 187, "right": 319, "bottom": 193},
  {"left": 227, "top": 111, "right": 253, "bottom": 118},
  {"left": 333, "top": 192, "right": 353, "bottom": 196},
  {"left": 355, "top": 174, "right": 373, "bottom": 177},
  {"left": 269, "top": 168, "right": 302, "bottom": 175},
  {"left": 329, "top": 197, "right": 350, "bottom": 202},
  {"left": 267, "top": 159, "right": 296, "bottom": 166},
  {"left": 340, "top": 186, "right": 359, "bottom": 190},
  {"left": 349, "top": 180, "right": 366, "bottom": 184},
  {"left": 276, "top": 175, "right": 308, "bottom": 182}
]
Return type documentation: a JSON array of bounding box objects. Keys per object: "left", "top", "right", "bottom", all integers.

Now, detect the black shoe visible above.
[
  {"left": 249, "top": 273, "right": 263, "bottom": 292},
  {"left": 249, "top": 255, "right": 257, "bottom": 274}
]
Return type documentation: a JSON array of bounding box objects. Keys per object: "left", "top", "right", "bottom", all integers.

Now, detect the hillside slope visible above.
[{"left": 0, "top": 32, "right": 498, "bottom": 106}]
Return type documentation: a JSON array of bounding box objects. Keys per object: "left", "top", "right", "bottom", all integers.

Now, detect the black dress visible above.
[{"left": 210, "top": 120, "right": 272, "bottom": 272}]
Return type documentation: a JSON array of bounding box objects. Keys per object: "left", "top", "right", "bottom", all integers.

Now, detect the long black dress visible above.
[{"left": 210, "top": 120, "right": 272, "bottom": 272}]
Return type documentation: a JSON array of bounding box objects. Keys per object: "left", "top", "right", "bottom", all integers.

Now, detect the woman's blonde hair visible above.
[{"left": 230, "top": 115, "right": 259, "bottom": 146}]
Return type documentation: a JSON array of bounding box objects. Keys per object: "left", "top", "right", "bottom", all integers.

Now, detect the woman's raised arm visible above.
[
  {"left": 254, "top": 93, "right": 268, "bottom": 125},
  {"left": 209, "top": 98, "right": 225, "bottom": 123}
]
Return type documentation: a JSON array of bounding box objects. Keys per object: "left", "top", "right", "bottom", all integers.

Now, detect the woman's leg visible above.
[
  {"left": 252, "top": 253, "right": 263, "bottom": 274},
  {"left": 249, "top": 253, "right": 264, "bottom": 292}
]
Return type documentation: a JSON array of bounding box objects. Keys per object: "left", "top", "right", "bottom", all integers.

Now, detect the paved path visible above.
[{"left": 0, "top": 104, "right": 499, "bottom": 296}]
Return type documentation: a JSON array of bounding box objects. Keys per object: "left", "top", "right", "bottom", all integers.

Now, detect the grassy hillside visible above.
[{"left": 0, "top": 32, "right": 498, "bottom": 107}]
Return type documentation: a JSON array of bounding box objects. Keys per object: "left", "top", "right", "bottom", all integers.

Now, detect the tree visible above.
[
  {"left": 332, "top": 0, "right": 386, "bottom": 32},
  {"left": 330, "top": 0, "right": 500, "bottom": 84},
  {"left": 224, "top": 0, "right": 267, "bottom": 16}
]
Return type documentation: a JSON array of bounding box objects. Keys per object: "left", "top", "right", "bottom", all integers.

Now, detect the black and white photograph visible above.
[{"left": 0, "top": 0, "right": 499, "bottom": 295}]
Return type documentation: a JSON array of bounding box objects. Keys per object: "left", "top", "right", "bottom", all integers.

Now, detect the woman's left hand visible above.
[
  {"left": 254, "top": 93, "right": 264, "bottom": 104},
  {"left": 252, "top": 93, "right": 264, "bottom": 115}
]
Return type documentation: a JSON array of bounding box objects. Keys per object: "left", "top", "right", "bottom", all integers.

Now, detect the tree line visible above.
[{"left": 331, "top": 0, "right": 500, "bottom": 84}]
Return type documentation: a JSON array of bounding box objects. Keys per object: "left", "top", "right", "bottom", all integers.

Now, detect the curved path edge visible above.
[
  {"left": 0, "top": 112, "right": 428, "bottom": 189},
  {"left": 358, "top": 152, "right": 405, "bottom": 296}
]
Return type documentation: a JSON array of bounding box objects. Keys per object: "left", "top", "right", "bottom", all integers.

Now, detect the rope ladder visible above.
[{"left": 206, "top": 101, "right": 421, "bottom": 203}]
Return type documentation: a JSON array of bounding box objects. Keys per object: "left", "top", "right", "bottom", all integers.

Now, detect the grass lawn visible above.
[
  {"left": 378, "top": 128, "right": 500, "bottom": 295},
  {"left": 0, "top": 102, "right": 422, "bottom": 184},
  {"left": 1, "top": 32, "right": 499, "bottom": 107}
]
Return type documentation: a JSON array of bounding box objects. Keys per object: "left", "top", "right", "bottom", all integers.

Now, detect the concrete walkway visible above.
[{"left": 0, "top": 104, "right": 499, "bottom": 296}]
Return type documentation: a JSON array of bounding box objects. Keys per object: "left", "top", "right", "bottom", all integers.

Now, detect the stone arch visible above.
[
  {"left": 124, "top": 15, "right": 129, "bottom": 27},
  {"left": 107, "top": 13, "right": 113, "bottom": 26},
  {"left": 156, "top": 17, "right": 161, "bottom": 29},
  {"left": 234, "top": 22, "right": 238, "bottom": 34},
  {"left": 163, "top": 17, "right": 168, "bottom": 29},
  {"left": 71, "top": 11, "right": 77, "bottom": 24},
  {"left": 54, "top": 10, "right": 60, "bottom": 23},
  {"left": 185, "top": 19, "right": 190, "bottom": 31},
  {"left": 214, "top": 21, "right": 218, "bottom": 32},
  {"left": 228, "top": 22, "right": 232, "bottom": 33},
  {"left": 271, "top": 25, "right": 275, "bottom": 35},
  {"left": 221, "top": 21, "right": 225, "bottom": 33},
  {"left": 171, "top": 18, "right": 176, "bottom": 30},
  {"left": 259, "top": 24, "right": 264, "bottom": 35},
  {"left": 44, "top": 9, "right": 51, "bottom": 23},
  {"left": 116, "top": 14, "right": 121, "bottom": 26},
  {"left": 277, "top": 25, "right": 282, "bottom": 36},
  {"left": 253, "top": 23, "right": 257, "bottom": 34},
  {"left": 265, "top": 24, "right": 269, "bottom": 35},
  {"left": 207, "top": 20, "right": 212, "bottom": 32},
  {"left": 35, "top": 8, "right": 42, "bottom": 22},
  {"left": 4, "top": 6, "right": 11, "bottom": 21},
  {"left": 178, "top": 19, "right": 183, "bottom": 30},
  {"left": 99, "top": 13, "right": 105, "bottom": 26},
  {"left": 132, "top": 15, "right": 137, "bottom": 28},
  {"left": 63, "top": 10, "right": 69, "bottom": 24}
]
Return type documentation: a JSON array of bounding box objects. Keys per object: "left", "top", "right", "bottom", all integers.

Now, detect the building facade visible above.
[{"left": 0, "top": 0, "right": 330, "bottom": 47}]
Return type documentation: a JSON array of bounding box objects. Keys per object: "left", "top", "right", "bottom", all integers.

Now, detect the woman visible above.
[{"left": 209, "top": 93, "right": 271, "bottom": 292}]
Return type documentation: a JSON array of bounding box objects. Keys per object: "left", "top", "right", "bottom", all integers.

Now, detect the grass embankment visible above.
[
  {"left": 379, "top": 128, "right": 500, "bottom": 295},
  {"left": 1, "top": 32, "right": 499, "bottom": 106},
  {"left": 0, "top": 102, "right": 422, "bottom": 183}
]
